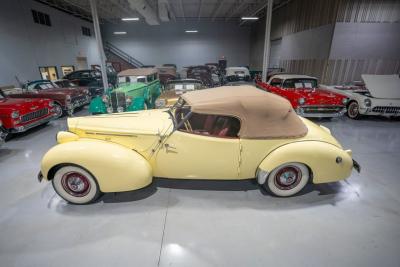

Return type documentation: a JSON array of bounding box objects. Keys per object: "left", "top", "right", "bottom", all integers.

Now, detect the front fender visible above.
[
  {"left": 41, "top": 139, "right": 152, "bottom": 192},
  {"left": 89, "top": 96, "right": 107, "bottom": 114},
  {"left": 258, "top": 141, "right": 353, "bottom": 184}
]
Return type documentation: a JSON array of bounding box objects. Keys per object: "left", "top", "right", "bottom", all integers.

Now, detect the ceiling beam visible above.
[
  {"left": 179, "top": 0, "right": 186, "bottom": 22},
  {"left": 211, "top": 0, "right": 225, "bottom": 21},
  {"left": 225, "top": 0, "right": 246, "bottom": 21},
  {"left": 62, "top": 0, "right": 115, "bottom": 23},
  {"left": 239, "top": 1, "right": 270, "bottom": 26}
]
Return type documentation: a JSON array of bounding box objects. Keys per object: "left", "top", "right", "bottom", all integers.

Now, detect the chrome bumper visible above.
[
  {"left": 10, "top": 115, "right": 55, "bottom": 133},
  {"left": 296, "top": 107, "right": 347, "bottom": 118}
]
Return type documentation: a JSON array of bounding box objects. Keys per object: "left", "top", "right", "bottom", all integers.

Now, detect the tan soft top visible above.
[
  {"left": 118, "top": 68, "right": 157, "bottom": 77},
  {"left": 182, "top": 86, "right": 308, "bottom": 139}
]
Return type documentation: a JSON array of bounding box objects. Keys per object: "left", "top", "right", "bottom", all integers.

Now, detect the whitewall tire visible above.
[
  {"left": 264, "top": 163, "right": 309, "bottom": 197},
  {"left": 347, "top": 101, "right": 361, "bottom": 119},
  {"left": 52, "top": 166, "right": 101, "bottom": 204}
]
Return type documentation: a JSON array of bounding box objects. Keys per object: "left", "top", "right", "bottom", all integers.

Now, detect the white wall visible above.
[
  {"left": 103, "top": 22, "right": 251, "bottom": 69},
  {"left": 0, "top": 0, "right": 101, "bottom": 86}
]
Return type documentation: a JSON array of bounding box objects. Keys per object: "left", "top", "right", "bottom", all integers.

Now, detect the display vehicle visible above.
[
  {"left": 7, "top": 80, "right": 90, "bottom": 117},
  {"left": 225, "top": 67, "right": 251, "bottom": 82},
  {"left": 89, "top": 68, "right": 161, "bottom": 114},
  {"left": 0, "top": 90, "right": 56, "bottom": 137},
  {"left": 155, "top": 79, "right": 206, "bottom": 108},
  {"left": 321, "top": 74, "right": 400, "bottom": 119},
  {"left": 258, "top": 74, "right": 348, "bottom": 118},
  {"left": 54, "top": 79, "right": 96, "bottom": 97},
  {"left": 157, "top": 66, "right": 177, "bottom": 86},
  {"left": 63, "top": 67, "right": 117, "bottom": 95},
  {"left": 38, "top": 86, "right": 360, "bottom": 204},
  {"left": 187, "top": 65, "right": 213, "bottom": 87}
]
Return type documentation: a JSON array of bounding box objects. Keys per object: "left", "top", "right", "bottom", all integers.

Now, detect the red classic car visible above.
[
  {"left": 0, "top": 90, "right": 56, "bottom": 139},
  {"left": 257, "top": 74, "right": 348, "bottom": 118},
  {"left": 7, "top": 80, "right": 90, "bottom": 117}
]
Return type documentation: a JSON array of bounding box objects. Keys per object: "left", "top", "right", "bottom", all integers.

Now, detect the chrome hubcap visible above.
[
  {"left": 61, "top": 172, "right": 90, "bottom": 197},
  {"left": 349, "top": 103, "right": 358, "bottom": 117},
  {"left": 274, "top": 166, "right": 302, "bottom": 190}
]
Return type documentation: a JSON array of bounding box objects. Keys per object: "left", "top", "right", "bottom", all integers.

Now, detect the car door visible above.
[{"left": 153, "top": 113, "right": 240, "bottom": 179}]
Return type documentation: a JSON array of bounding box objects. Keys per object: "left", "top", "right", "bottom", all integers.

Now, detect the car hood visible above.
[
  {"left": 0, "top": 97, "right": 50, "bottom": 112},
  {"left": 362, "top": 74, "right": 400, "bottom": 99},
  {"left": 68, "top": 109, "right": 173, "bottom": 136}
]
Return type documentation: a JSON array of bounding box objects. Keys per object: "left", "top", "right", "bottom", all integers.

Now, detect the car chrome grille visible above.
[
  {"left": 372, "top": 106, "right": 400, "bottom": 114},
  {"left": 302, "top": 106, "right": 343, "bottom": 114},
  {"left": 21, "top": 108, "right": 49, "bottom": 123},
  {"left": 72, "top": 95, "right": 87, "bottom": 103},
  {"left": 110, "top": 91, "right": 126, "bottom": 112}
]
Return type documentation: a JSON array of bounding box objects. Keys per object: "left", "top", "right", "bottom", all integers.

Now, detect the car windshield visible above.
[
  {"left": 165, "top": 82, "right": 203, "bottom": 93},
  {"left": 30, "top": 81, "right": 58, "bottom": 90},
  {"left": 283, "top": 79, "right": 318, "bottom": 89},
  {"left": 118, "top": 75, "right": 147, "bottom": 84}
]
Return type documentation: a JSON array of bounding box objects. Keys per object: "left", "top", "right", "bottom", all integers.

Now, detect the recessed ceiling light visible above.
[
  {"left": 241, "top": 17, "right": 259, "bottom": 20},
  {"left": 121, "top": 17, "right": 139, "bottom": 21},
  {"left": 185, "top": 30, "right": 198, "bottom": 33},
  {"left": 114, "top": 31, "right": 127, "bottom": 35}
]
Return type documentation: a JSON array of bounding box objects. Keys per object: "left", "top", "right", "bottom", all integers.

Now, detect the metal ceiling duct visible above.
[{"left": 127, "top": 0, "right": 160, "bottom": 25}]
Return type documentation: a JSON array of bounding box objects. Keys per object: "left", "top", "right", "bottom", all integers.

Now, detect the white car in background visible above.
[
  {"left": 225, "top": 67, "right": 251, "bottom": 82},
  {"left": 321, "top": 74, "right": 400, "bottom": 119}
]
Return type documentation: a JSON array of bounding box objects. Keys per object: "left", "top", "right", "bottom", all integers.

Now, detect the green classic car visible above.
[{"left": 89, "top": 68, "right": 161, "bottom": 114}]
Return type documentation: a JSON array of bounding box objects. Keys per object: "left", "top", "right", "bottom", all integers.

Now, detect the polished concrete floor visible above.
[{"left": 0, "top": 107, "right": 399, "bottom": 267}]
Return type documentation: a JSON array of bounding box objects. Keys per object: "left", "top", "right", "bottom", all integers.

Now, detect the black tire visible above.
[
  {"left": 347, "top": 101, "right": 362, "bottom": 120},
  {"left": 52, "top": 165, "right": 102, "bottom": 204},
  {"left": 53, "top": 103, "right": 63, "bottom": 118}
]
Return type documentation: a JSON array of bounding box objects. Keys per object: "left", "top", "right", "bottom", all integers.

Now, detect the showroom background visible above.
[{"left": 0, "top": 0, "right": 399, "bottom": 86}]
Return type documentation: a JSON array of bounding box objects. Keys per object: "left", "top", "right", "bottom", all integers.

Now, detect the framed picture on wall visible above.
[
  {"left": 39, "top": 66, "right": 58, "bottom": 81},
  {"left": 61, "top": 66, "right": 75, "bottom": 76}
]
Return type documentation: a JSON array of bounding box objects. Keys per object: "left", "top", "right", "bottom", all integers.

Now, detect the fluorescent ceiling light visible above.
[
  {"left": 114, "top": 31, "right": 127, "bottom": 35},
  {"left": 121, "top": 17, "right": 139, "bottom": 21},
  {"left": 241, "top": 17, "right": 259, "bottom": 20},
  {"left": 185, "top": 30, "right": 198, "bottom": 33}
]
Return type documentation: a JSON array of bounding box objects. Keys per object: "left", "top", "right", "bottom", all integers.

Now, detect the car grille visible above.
[
  {"left": 302, "top": 106, "right": 343, "bottom": 114},
  {"left": 21, "top": 108, "right": 49, "bottom": 123},
  {"left": 72, "top": 95, "right": 87, "bottom": 103},
  {"left": 110, "top": 91, "right": 126, "bottom": 112},
  {"left": 372, "top": 106, "right": 400, "bottom": 114}
]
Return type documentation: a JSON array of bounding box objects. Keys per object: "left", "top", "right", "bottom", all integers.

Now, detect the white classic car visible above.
[
  {"left": 225, "top": 67, "right": 251, "bottom": 82},
  {"left": 321, "top": 74, "right": 400, "bottom": 119}
]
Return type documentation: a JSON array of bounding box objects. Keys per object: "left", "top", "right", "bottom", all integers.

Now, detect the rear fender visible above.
[
  {"left": 257, "top": 141, "right": 353, "bottom": 184},
  {"left": 41, "top": 139, "right": 152, "bottom": 192}
]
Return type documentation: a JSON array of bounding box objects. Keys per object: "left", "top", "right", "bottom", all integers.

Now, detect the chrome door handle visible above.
[{"left": 164, "top": 143, "right": 176, "bottom": 150}]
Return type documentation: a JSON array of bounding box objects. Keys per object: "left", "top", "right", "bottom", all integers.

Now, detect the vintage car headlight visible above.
[
  {"left": 298, "top": 98, "right": 306, "bottom": 105},
  {"left": 107, "top": 107, "right": 113, "bottom": 113},
  {"left": 66, "top": 95, "right": 71, "bottom": 103},
  {"left": 126, "top": 96, "right": 133, "bottom": 104},
  {"left": 11, "top": 111, "right": 20, "bottom": 119},
  {"left": 155, "top": 99, "right": 166, "bottom": 108},
  {"left": 342, "top": 98, "right": 349, "bottom": 105},
  {"left": 117, "top": 107, "right": 124, "bottom": 113},
  {"left": 102, "top": 95, "right": 109, "bottom": 103},
  {"left": 364, "top": 98, "right": 371, "bottom": 107}
]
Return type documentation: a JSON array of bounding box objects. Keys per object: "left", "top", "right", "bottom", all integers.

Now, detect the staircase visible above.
[{"left": 104, "top": 41, "right": 144, "bottom": 70}]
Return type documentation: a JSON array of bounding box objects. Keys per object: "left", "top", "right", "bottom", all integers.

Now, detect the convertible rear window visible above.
[{"left": 178, "top": 112, "right": 240, "bottom": 138}]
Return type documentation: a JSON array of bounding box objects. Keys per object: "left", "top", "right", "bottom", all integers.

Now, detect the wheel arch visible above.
[
  {"left": 257, "top": 141, "right": 353, "bottom": 184},
  {"left": 41, "top": 140, "right": 153, "bottom": 192}
]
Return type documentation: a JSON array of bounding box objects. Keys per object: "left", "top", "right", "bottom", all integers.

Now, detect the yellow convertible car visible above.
[{"left": 38, "top": 86, "right": 360, "bottom": 204}]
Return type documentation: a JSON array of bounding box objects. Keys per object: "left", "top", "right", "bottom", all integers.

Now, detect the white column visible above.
[
  {"left": 89, "top": 0, "right": 109, "bottom": 92},
  {"left": 262, "top": 0, "right": 273, "bottom": 82}
]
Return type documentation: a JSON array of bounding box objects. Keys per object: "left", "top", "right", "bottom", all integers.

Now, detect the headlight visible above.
[
  {"left": 117, "top": 107, "right": 124, "bottom": 113},
  {"left": 107, "top": 107, "right": 113, "bottom": 113},
  {"left": 102, "top": 95, "right": 109, "bottom": 103},
  {"left": 66, "top": 95, "right": 71, "bottom": 102},
  {"left": 155, "top": 99, "right": 166, "bottom": 108},
  {"left": 126, "top": 96, "right": 133, "bottom": 104},
  {"left": 49, "top": 101, "right": 55, "bottom": 107},
  {"left": 11, "top": 111, "right": 20, "bottom": 119},
  {"left": 298, "top": 98, "right": 306, "bottom": 105},
  {"left": 84, "top": 89, "right": 89, "bottom": 94},
  {"left": 342, "top": 98, "right": 349, "bottom": 105},
  {"left": 364, "top": 98, "right": 371, "bottom": 107}
]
